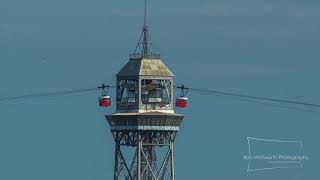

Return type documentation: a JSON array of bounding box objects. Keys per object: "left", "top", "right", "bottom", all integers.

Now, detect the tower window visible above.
[
  {"left": 118, "top": 80, "right": 138, "bottom": 104},
  {"left": 141, "top": 79, "right": 171, "bottom": 105}
]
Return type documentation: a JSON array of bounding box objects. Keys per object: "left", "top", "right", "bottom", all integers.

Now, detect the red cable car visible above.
[
  {"left": 98, "top": 83, "right": 111, "bottom": 108},
  {"left": 176, "top": 97, "right": 188, "bottom": 108},
  {"left": 175, "top": 85, "right": 189, "bottom": 108},
  {"left": 99, "top": 95, "right": 111, "bottom": 107}
]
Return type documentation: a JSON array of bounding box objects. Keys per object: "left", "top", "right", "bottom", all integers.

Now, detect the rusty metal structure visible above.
[{"left": 106, "top": 0, "right": 184, "bottom": 179}]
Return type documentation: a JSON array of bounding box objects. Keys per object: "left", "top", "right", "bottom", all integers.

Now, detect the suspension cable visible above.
[
  {"left": 174, "top": 85, "right": 320, "bottom": 108},
  {"left": 0, "top": 85, "right": 114, "bottom": 104}
]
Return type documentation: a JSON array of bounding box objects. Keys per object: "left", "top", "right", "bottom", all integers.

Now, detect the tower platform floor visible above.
[{"left": 106, "top": 112, "right": 184, "bottom": 131}]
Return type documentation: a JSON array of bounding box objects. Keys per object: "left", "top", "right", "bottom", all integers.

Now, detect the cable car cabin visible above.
[
  {"left": 175, "top": 97, "right": 188, "bottom": 108},
  {"left": 99, "top": 96, "right": 111, "bottom": 107}
]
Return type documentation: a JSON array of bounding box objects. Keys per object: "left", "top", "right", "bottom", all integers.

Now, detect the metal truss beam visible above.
[{"left": 112, "top": 130, "right": 177, "bottom": 180}]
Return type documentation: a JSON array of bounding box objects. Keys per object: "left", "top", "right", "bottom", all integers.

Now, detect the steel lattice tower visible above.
[{"left": 106, "top": 1, "right": 184, "bottom": 179}]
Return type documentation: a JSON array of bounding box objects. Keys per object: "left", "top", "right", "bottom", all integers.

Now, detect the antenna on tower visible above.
[
  {"left": 142, "top": 0, "right": 148, "bottom": 56},
  {"left": 132, "top": 0, "right": 159, "bottom": 59}
]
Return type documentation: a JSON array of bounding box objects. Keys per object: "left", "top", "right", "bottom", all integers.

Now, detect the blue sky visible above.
[{"left": 0, "top": 0, "right": 319, "bottom": 179}]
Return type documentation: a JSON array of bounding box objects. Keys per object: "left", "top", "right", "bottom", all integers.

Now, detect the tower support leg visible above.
[
  {"left": 170, "top": 142, "right": 175, "bottom": 180},
  {"left": 137, "top": 134, "right": 142, "bottom": 180},
  {"left": 114, "top": 139, "right": 119, "bottom": 180}
]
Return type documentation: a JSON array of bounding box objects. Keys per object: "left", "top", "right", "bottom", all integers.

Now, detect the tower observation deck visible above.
[{"left": 106, "top": 1, "right": 185, "bottom": 179}]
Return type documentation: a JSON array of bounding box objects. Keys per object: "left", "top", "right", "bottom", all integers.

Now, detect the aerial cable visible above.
[
  {"left": 3, "top": 90, "right": 99, "bottom": 106},
  {"left": 185, "top": 88, "right": 316, "bottom": 113},
  {"left": 175, "top": 85, "right": 320, "bottom": 109},
  {"left": 0, "top": 85, "right": 114, "bottom": 104}
]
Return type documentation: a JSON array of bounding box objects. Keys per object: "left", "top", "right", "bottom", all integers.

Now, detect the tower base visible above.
[{"left": 106, "top": 112, "right": 183, "bottom": 180}]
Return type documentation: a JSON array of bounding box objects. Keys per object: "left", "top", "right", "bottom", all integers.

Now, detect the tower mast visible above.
[
  {"left": 142, "top": 0, "right": 149, "bottom": 57},
  {"left": 133, "top": 0, "right": 155, "bottom": 59}
]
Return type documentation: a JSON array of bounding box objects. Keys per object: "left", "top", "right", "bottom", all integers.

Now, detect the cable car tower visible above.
[{"left": 105, "top": 0, "right": 186, "bottom": 179}]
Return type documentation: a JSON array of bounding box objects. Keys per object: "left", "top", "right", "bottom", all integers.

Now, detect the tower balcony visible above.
[{"left": 106, "top": 112, "right": 184, "bottom": 131}]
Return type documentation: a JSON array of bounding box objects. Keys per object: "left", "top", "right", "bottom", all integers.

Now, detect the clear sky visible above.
[{"left": 0, "top": 0, "right": 319, "bottom": 179}]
